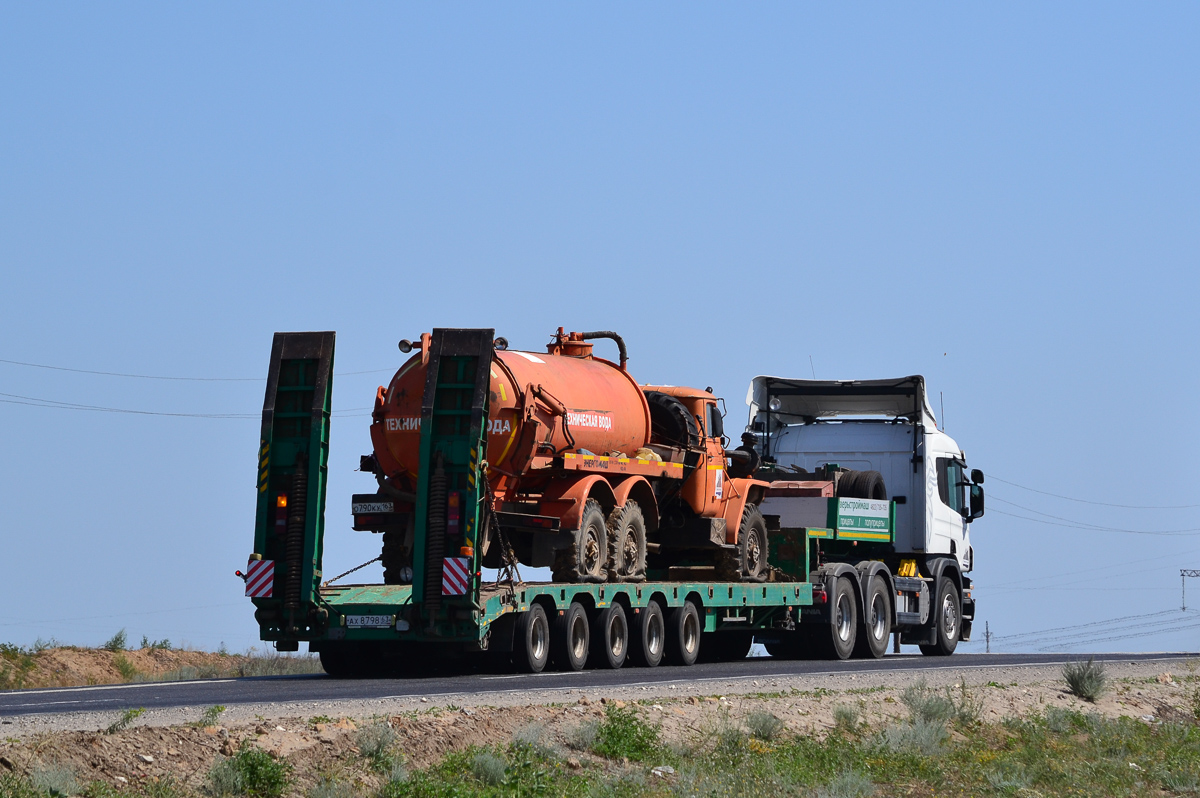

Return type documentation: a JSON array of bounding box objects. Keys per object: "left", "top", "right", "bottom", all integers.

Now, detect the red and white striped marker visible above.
[
  {"left": 244, "top": 558, "right": 275, "bottom": 598},
  {"left": 442, "top": 557, "right": 471, "bottom": 596}
]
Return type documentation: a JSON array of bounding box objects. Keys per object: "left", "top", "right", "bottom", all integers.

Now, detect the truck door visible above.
[{"left": 930, "top": 455, "right": 967, "bottom": 554}]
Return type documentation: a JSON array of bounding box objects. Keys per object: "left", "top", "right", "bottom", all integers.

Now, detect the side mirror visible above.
[
  {"left": 971, "top": 468, "right": 984, "bottom": 484},
  {"left": 968, "top": 484, "right": 985, "bottom": 520}
]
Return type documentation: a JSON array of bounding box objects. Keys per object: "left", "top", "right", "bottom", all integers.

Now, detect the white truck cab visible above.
[{"left": 746, "top": 375, "right": 983, "bottom": 652}]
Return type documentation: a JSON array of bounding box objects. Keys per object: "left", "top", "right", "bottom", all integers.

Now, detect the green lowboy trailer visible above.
[{"left": 243, "top": 330, "right": 969, "bottom": 676}]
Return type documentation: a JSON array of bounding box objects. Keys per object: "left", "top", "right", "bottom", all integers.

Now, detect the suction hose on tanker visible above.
[{"left": 577, "top": 331, "right": 628, "bottom": 369}]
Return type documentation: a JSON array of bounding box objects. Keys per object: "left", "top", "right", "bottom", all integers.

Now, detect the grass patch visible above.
[
  {"left": 1064, "top": 656, "right": 1108, "bottom": 702},
  {"left": 105, "top": 707, "right": 145, "bottom": 734},
  {"left": 355, "top": 720, "right": 398, "bottom": 771},
  {"left": 206, "top": 743, "right": 292, "bottom": 797},
  {"left": 0, "top": 644, "right": 36, "bottom": 691},
  {"left": 590, "top": 705, "right": 661, "bottom": 762},
  {"left": 746, "top": 710, "right": 785, "bottom": 742},
  {"left": 28, "top": 764, "right": 79, "bottom": 798}
]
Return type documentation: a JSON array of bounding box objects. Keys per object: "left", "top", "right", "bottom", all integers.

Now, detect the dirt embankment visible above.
[{"left": 1, "top": 647, "right": 253, "bottom": 690}]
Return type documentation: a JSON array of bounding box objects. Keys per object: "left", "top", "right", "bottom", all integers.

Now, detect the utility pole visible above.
[
  {"left": 985, "top": 621, "right": 991, "bottom": 654},
  {"left": 1182, "top": 570, "right": 1200, "bottom": 610}
]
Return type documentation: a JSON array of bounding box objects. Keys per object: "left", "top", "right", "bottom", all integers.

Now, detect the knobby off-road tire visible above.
[
  {"left": 513, "top": 604, "right": 550, "bottom": 673},
  {"left": 629, "top": 600, "right": 665, "bottom": 667},
  {"left": 552, "top": 499, "right": 609, "bottom": 583},
  {"left": 852, "top": 575, "right": 892, "bottom": 659},
  {"left": 551, "top": 602, "right": 589, "bottom": 671},
  {"left": 920, "top": 577, "right": 961, "bottom": 656},
  {"left": 645, "top": 391, "right": 700, "bottom": 449},
  {"left": 715, "top": 504, "right": 769, "bottom": 582},
  {"left": 381, "top": 526, "right": 411, "bottom": 585},
  {"left": 665, "top": 600, "right": 702, "bottom": 666},
  {"left": 589, "top": 603, "right": 630, "bottom": 669},
  {"left": 606, "top": 501, "right": 647, "bottom": 582}
]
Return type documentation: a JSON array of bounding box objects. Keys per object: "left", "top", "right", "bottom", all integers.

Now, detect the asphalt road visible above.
[{"left": 0, "top": 652, "right": 1191, "bottom": 718}]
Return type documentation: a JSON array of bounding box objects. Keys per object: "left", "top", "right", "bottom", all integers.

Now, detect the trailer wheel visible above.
[
  {"left": 852, "top": 575, "right": 892, "bottom": 659},
  {"left": 590, "top": 604, "right": 629, "bottom": 669},
  {"left": 815, "top": 577, "right": 858, "bottom": 660},
  {"left": 665, "top": 600, "right": 702, "bottom": 666},
  {"left": 552, "top": 499, "right": 609, "bottom": 583},
  {"left": 551, "top": 602, "right": 589, "bottom": 671},
  {"left": 607, "top": 502, "right": 647, "bottom": 582},
  {"left": 919, "top": 577, "right": 960, "bottom": 656},
  {"left": 318, "top": 645, "right": 357, "bottom": 678},
  {"left": 629, "top": 600, "right": 665, "bottom": 667},
  {"left": 513, "top": 605, "right": 550, "bottom": 673}
]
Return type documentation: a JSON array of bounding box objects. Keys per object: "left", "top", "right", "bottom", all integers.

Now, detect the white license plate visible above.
[
  {"left": 346, "top": 615, "right": 393, "bottom": 628},
  {"left": 352, "top": 502, "right": 394, "bottom": 513}
]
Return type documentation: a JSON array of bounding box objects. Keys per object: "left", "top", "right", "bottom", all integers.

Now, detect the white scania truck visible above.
[{"left": 747, "top": 376, "right": 984, "bottom": 657}]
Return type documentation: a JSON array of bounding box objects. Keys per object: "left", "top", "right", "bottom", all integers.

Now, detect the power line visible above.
[
  {"left": 989, "top": 474, "right": 1200, "bottom": 510},
  {"left": 0, "top": 356, "right": 393, "bottom": 382},
  {"left": 991, "top": 609, "right": 1178, "bottom": 642},
  {"left": 1, "top": 391, "right": 371, "bottom": 419},
  {"left": 990, "top": 508, "right": 1200, "bottom": 536}
]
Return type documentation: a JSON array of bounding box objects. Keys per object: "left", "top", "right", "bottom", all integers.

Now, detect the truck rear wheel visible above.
[
  {"left": 815, "top": 577, "right": 858, "bottom": 660},
  {"left": 665, "top": 600, "right": 701, "bottom": 666},
  {"left": 919, "top": 577, "right": 960, "bottom": 656},
  {"left": 552, "top": 499, "right": 609, "bottom": 583},
  {"left": 513, "top": 604, "right": 550, "bottom": 673},
  {"left": 607, "top": 502, "right": 647, "bottom": 582},
  {"left": 590, "top": 604, "right": 629, "bottom": 669},
  {"left": 551, "top": 602, "right": 589, "bottom": 671},
  {"left": 629, "top": 600, "right": 665, "bottom": 667},
  {"left": 852, "top": 575, "right": 892, "bottom": 659}
]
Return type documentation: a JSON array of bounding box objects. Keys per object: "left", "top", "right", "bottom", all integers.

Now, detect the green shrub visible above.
[
  {"left": 875, "top": 718, "right": 948, "bottom": 756},
  {"left": 112, "top": 654, "right": 139, "bottom": 682},
  {"left": 816, "top": 770, "right": 875, "bottom": 798},
  {"left": 714, "top": 713, "right": 747, "bottom": 755},
  {"left": 1162, "top": 768, "right": 1200, "bottom": 795},
  {"left": 0, "top": 644, "right": 36, "bottom": 691},
  {"left": 1044, "top": 706, "right": 1080, "bottom": 734},
  {"left": 566, "top": 719, "right": 598, "bottom": 751},
  {"left": 986, "top": 762, "right": 1032, "bottom": 792},
  {"left": 901, "top": 680, "right": 954, "bottom": 724},
  {"left": 205, "top": 744, "right": 292, "bottom": 797},
  {"left": 747, "top": 710, "right": 785, "bottom": 742},
  {"left": 140, "top": 636, "right": 172, "bottom": 651},
  {"left": 0, "top": 773, "right": 41, "bottom": 798},
  {"left": 198, "top": 705, "right": 226, "bottom": 726},
  {"left": 591, "top": 706, "right": 660, "bottom": 761},
  {"left": 28, "top": 765, "right": 79, "bottom": 798},
  {"left": 511, "top": 722, "right": 556, "bottom": 758},
  {"left": 471, "top": 751, "right": 507, "bottom": 785},
  {"left": 105, "top": 707, "right": 145, "bottom": 734},
  {"left": 1063, "top": 657, "right": 1107, "bottom": 702},
  {"left": 832, "top": 704, "right": 860, "bottom": 733},
  {"left": 102, "top": 629, "right": 128, "bottom": 652},
  {"left": 307, "top": 778, "right": 357, "bottom": 798},
  {"left": 355, "top": 721, "right": 397, "bottom": 770}
]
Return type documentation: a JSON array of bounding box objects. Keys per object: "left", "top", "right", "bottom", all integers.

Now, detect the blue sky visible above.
[{"left": 2, "top": 4, "right": 1197, "bottom": 654}]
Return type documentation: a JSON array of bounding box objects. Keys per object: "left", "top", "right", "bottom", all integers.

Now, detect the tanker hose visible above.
[{"left": 578, "top": 331, "right": 628, "bottom": 369}]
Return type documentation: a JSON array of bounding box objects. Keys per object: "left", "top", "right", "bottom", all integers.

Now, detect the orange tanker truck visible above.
[{"left": 247, "top": 328, "right": 971, "bottom": 674}]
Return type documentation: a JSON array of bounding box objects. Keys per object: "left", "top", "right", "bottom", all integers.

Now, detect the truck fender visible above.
[
  {"left": 612, "top": 476, "right": 658, "bottom": 533},
  {"left": 922, "top": 556, "right": 963, "bottom": 631},
  {"left": 813, "top": 563, "right": 863, "bottom": 625},
  {"left": 721, "top": 478, "right": 771, "bottom": 544},
  {"left": 855, "top": 561, "right": 897, "bottom": 628},
  {"left": 541, "top": 475, "right": 617, "bottom": 531}
]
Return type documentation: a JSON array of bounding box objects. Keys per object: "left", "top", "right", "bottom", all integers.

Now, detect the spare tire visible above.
[
  {"left": 644, "top": 391, "right": 700, "bottom": 449},
  {"left": 835, "top": 470, "right": 887, "bottom": 500}
]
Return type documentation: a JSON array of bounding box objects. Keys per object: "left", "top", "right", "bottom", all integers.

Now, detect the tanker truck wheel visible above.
[
  {"left": 715, "top": 504, "right": 769, "bottom": 582},
  {"left": 606, "top": 502, "right": 647, "bottom": 582},
  {"left": 552, "top": 499, "right": 609, "bottom": 583}
]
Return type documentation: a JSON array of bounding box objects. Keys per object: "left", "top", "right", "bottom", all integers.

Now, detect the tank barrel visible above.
[{"left": 578, "top": 330, "right": 628, "bottom": 369}]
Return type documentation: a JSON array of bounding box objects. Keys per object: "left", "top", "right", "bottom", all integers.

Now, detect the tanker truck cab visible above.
[{"left": 747, "top": 375, "right": 983, "bottom": 653}]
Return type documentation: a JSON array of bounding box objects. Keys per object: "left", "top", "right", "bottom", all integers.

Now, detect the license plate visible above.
[
  {"left": 352, "top": 501, "right": 394, "bottom": 514},
  {"left": 346, "top": 615, "right": 393, "bottom": 628}
]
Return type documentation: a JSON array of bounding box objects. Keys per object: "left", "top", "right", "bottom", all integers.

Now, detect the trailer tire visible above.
[
  {"left": 919, "top": 577, "right": 960, "bottom": 656},
  {"left": 318, "top": 645, "right": 357, "bottom": 678},
  {"left": 552, "top": 499, "right": 609, "bottom": 583},
  {"left": 665, "top": 600, "right": 702, "bottom": 666},
  {"left": 852, "top": 575, "right": 892, "bottom": 659},
  {"left": 629, "top": 600, "right": 665, "bottom": 667},
  {"left": 551, "top": 602, "right": 590, "bottom": 671},
  {"left": 607, "top": 502, "right": 647, "bottom": 582},
  {"left": 815, "top": 577, "right": 858, "bottom": 660},
  {"left": 513, "top": 605, "right": 551, "bottom": 673},
  {"left": 590, "top": 604, "right": 629, "bottom": 669},
  {"left": 835, "top": 470, "right": 887, "bottom": 500}
]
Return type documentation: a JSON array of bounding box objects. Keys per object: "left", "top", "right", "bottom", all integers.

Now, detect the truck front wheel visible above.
[
  {"left": 920, "top": 577, "right": 960, "bottom": 656},
  {"left": 852, "top": 575, "right": 892, "bottom": 659}
]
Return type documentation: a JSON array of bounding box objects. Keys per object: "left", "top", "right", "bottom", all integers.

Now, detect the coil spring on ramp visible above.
[{"left": 285, "top": 453, "right": 308, "bottom": 610}]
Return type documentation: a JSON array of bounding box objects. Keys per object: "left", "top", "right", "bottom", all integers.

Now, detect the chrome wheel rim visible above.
[
  {"left": 942, "top": 593, "right": 958, "bottom": 640},
  {"left": 609, "top": 614, "right": 626, "bottom": 659},
  {"left": 870, "top": 593, "right": 887, "bottom": 640},
  {"left": 835, "top": 593, "right": 853, "bottom": 642},
  {"left": 569, "top": 614, "right": 587, "bottom": 661},
  {"left": 683, "top": 611, "right": 699, "bottom": 654},
  {"left": 531, "top": 616, "right": 548, "bottom": 661},
  {"left": 646, "top": 612, "right": 663, "bottom": 657}
]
